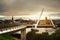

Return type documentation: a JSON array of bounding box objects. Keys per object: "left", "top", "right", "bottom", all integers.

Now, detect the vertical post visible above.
[{"left": 21, "top": 28, "right": 26, "bottom": 40}]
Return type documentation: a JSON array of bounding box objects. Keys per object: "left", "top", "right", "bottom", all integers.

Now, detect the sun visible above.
[
  {"left": 28, "top": 12, "right": 49, "bottom": 20},
  {"left": 40, "top": 12, "right": 49, "bottom": 20}
]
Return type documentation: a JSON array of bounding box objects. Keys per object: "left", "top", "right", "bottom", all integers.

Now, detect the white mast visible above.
[{"left": 34, "top": 8, "right": 44, "bottom": 28}]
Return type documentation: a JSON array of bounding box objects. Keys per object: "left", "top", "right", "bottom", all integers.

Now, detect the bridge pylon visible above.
[{"left": 21, "top": 28, "right": 26, "bottom": 40}]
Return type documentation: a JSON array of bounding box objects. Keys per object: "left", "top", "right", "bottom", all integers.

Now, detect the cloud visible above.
[
  {"left": 50, "top": 12, "right": 60, "bottom": 17},
  {"left": 0, "top": 0, "right": 60, "bottom": 16}
]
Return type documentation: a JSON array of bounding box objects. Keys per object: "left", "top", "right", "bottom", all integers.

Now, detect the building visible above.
[{"left": 38, "top": 17, "right": 51, "bottom": 25}]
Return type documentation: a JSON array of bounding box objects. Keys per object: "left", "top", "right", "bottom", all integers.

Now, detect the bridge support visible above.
[{"left": 21, "top": 28, "right": 26, "bottom": 40}]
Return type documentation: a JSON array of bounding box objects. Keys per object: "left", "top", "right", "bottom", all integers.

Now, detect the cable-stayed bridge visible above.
[{"left": 0, "top": 8, "right": 59, "bottom": 40}]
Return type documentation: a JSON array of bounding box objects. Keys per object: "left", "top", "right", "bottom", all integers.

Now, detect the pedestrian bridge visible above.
[
  {"left": 0, "top": 25, "right": 57, "bottom": 34},
  {"left": 0, "top": 25, "right": 26, "bottom": 34},
  {"left": 0, "top": 24, "right": 58, "bottom": 40},
  {"left": 0, "top": 8, "right": 58, "bottom": 40}
]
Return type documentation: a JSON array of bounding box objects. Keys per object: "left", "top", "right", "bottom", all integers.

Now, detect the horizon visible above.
[{"left": 0, "top": 12, "right": 60, "bottom": 20}]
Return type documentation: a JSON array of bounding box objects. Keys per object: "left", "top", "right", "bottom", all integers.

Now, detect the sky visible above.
[{"left": 0, "top": 0, "right": 60, "bottom": 19}]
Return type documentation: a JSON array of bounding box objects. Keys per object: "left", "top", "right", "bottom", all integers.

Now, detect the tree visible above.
[
  {"left": 50, "top": 28, "right": 60, "bottom": 40},
  {"left": 0, "top": 35, "right": 14, "bottom": 40},
  {"left": 26, "top": 29, "right": 50, "bottom": 40}
]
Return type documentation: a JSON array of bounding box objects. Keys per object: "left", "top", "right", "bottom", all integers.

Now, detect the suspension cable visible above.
[{"left": 48, "top": 15, "right": 56, "bottom": 28}]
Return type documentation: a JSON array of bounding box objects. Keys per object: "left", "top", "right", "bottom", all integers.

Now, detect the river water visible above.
[{"left": 16, "top": 28, "right": 55, "bottom": 35}]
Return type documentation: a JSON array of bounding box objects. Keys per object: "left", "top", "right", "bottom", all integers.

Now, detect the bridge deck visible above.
[
  {"left": 27, "top": 25, "right": 57, "bottom": 28},
  {"left": 0, "top": 25, "right": 26, "bottom": 34},
  {"left": 0, "top": 25, "right": 58, "bottom": 34}
]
